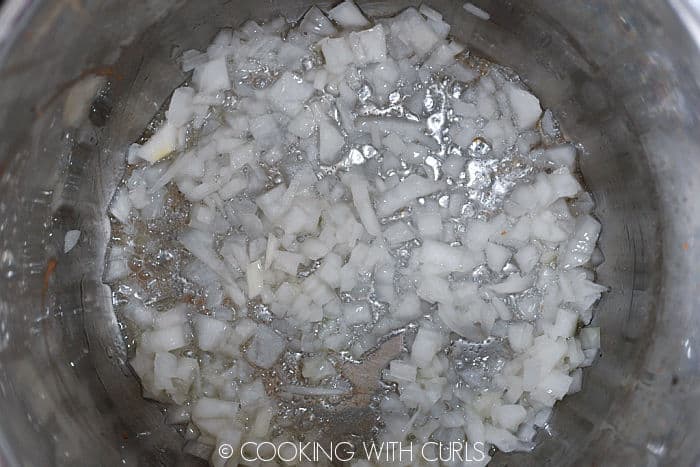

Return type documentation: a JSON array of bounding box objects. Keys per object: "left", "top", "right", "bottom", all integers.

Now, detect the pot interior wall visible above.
[{"left": 0, "top": 0, "right": 698, "bottom": 466}]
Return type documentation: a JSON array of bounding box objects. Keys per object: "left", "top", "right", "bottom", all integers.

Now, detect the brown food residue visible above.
[{"left": 42, "top": 258, "right": 58, "bottom": 306}]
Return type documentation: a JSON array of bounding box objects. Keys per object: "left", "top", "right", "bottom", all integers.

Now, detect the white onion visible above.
[
  {"left": 485, "top": 242, "right": 511, "bottom": 272},
  {"left": 543, "top": 144, "right": 576, "bottom": 171},
  {"left": 319, "top": 119, "right": 345, "bottom": 164},
  {"left": 192, "top": 397, "right": 239, "bottom": 421},
  {"left": 463, "top": 2, "right": 491, "bottom": 20},
  {"left": 389, "top": 8, "right": 440, "bottom": 56},
  {"left": 266, "top": 72, "right": 315, "bottom": 116},
  {"left": 547, "top": 308, "right": 578, "bottom": 338},
  {"left": 141, "top": 325, "right": 188, "bottom": 353},
  {"left": 110, "top": 186, "right": 131, "bottom": 224},
  {"left": 194, "top": 315, "right": 227, "bottom": 352},
  {"left": 386, "top": 360, "right": 417, "bottom": 383},
  {"left": 560, "top": 215, "right": 601, "bottom": 269},
  {"left": 244, "top": 326, "right": 285, "bottom": 369},
  {"left": 507, "top": 322, "right": 534, "bottom": 353},
  {"left": 484, "top": 425, "right": 524, "bottom": 453},
  {"left": 192, "top": 58, "right": 231, "bottom": 94},
  {"left": 411, "top": 326, "right": 444, "bottom": 368},
  {"left": 348, "top": 25, "right": 387, "bottom": 65},
  {"left": 154, "top": 306, "right": 188, "bottom": 328},
  {"left": 383, "top": 221, "right": 415, "bottom": 247},
  {"left": 301, "top": 355, "right": 337, "bottom": 382},
  {"left": 328, "top": 0, "right": 369, "bottom": 28},
  {"left": 506, "top": 84, "right": 541, "bottom": 130},
  {"left": 490, "top": 273, "right": 535, "bottom": 294},
  {"left": 491, "top": 404, "right": 527, "bottom": 431},
  {"left": 107, "top": 3, "right": 607, "bottom": 463},
  {"left": 513, "top": 244, "right": 539, "bottom": 274},
  {"left": 299, "top": 5, "right": 337, "bottom": 36},
  {"left": 321, "top": 37, "right": 355, "bottom": 74},
  {"left": 166, "top": 87, "right": 195, "bottom": 126}
]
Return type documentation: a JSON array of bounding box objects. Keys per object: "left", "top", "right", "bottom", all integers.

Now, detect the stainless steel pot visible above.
[{"left": 0, "top": 0, "right": 698, "bottom": 465}]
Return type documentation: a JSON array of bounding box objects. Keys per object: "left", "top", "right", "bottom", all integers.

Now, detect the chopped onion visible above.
[
  {"left": 106, "top": 4, "right": 606, "bottom": 461},
  {"left": 411, "top": 326, "right": 443, "bottom": 368},
  {"left": 244, "top": 326, "right": 285, "bottom": 368},
  {"left": 319, "top": 119, "right": 345, "bottom": 164},
  {"left": 328, "top": 0, "right": 369, "bottom": 28},
  {"left": 506, "top": 84, "right": 541, "bottom": 130},
  {"left": 463, "top": 2, "right": 491, "bottom": 20},
  {"left": 300, "top": 5, "right": 337, "bottom": 36}
]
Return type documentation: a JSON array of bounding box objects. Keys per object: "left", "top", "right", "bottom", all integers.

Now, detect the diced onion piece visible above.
[
  {"left": 420, "top": 239, "right": 480, "bottom": 274},
  {"left": 343, "top": 173, "right": 381, "bottom": 237},
  {"left": 437, "top": 303, "right": 485, "bottom": 340},
  {"left": 490, "top": 273, "right": 535, "bottom": 294},
  {"left": 320, "top": 37, "right": 355, "bottom": 74},
  {"left": 383, "top": 221, "right": 416, "bottom": 246},
  {"left": 179, "top": 229, "right": 246, "bottom": 305},
  {"left": 166, "top": 87, "right": 195, "bottom": 127},
  {"left": 342, "top": 302, "right": 372, "bottom": 325},
  {"left": 411, "top": 326, "right": 443, "bottom": 368},
  {"left": 560, "top": 215, "right": 601, "bottom": 269},
  {"left": 348, "top": 25, "right": 387, "bottom": 65},
  {"left": 506, "top": 84, "right": 541, "bottom": 130},
  {"left": 301, "top": 355, "right": 337, "bottom": 382},
  {"left": 484, "top": 425, "right": 524, "bottom": 453},
  {"left": 300, "top": 5, "right": 337, "bottom": 36},
  {"left": 110, "top": 186, "right": 131, "bottom": 223},
  {"left": 463, "top": 2, "right": 490, "bottom": 20},
  {"left": 273, "top": 250, "right": 304, "bottom": 275},
  {"left": 192, "top": 397, "right": 239, "bottom": 421},
  {"left": 267, "top": 72, "right": 315, "bottom": 116},
  {"left": 393, "top": 292, "right": 422, "bottom": 321},
  {"left": 376, "top": 175, "right": 445, "bottom": 216},
  {"left": 486, "top": 242, "right": 511, "bottom": 272},
  {"left": 194, "top": 315, "right": 227, "bottom": 352},
  {"left": 491, "top": 404, "right": 527, "bottom": 431},
  {"left": 547, "top": 308, "right": 578, "bottom": 338},
  {"left": 250, "top": 114, "right": 280, "bottom": 150},
  {"left": 328, "top": 0, "right": 370, "bottom": 28},
  {"left": 141, "top": 325, "right": 187, "bottom": 352},
  {"left": 390, "top": 8, "right": 440, "bottom": 56},
  {"left": 319, "top": 119, "right": 345, "bottom": 164},
  {"left": 544, "top": 145, "right": 576, "bottom": 171},
  {"left": 386, "top": 360, "right": 417, "bottom": 383},
  {"left": 122, "top": 300, "right": 155, "bottom": 329},
  {"left": 137, "top": 122, "right": 179, "bottom": 163},
  {"left": 193, "top": 57, "right": 231, "bottom": 94},
  {"left": 514, "top": 244, "right": 539, "bottom": 274},
  {"left": 288, "top": 108, "right": 317, "bottom": 138},
  {"left": 507, "top": 322, "right": 534, "bottom": 353},
  {"left": 535, "top": 371, "right": 573, "bottom": 402},
  {"left": 154, "top": 306, "right": 188, "bottom": 328},
  {"left": 247, "top": 260, "right": 264, "bottom": 298},
  {"left": 153, "top": 351, "right": 178, "bottom": 393},
  {"left": 244, "top": 326, "right": 285, "bottom": 368}
]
